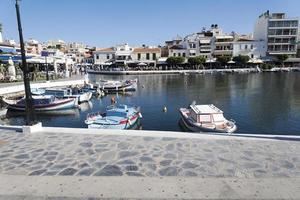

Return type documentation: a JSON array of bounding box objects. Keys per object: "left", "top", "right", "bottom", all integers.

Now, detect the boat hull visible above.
[
  {"left": 87, "top": 112, "right": 140, "bottom": 130},
  {"left": 7, "top": 98, "right": 77, "bottom": 112},
  {"left": 77, "top": 92, "right": 92, "bottom": 103}
]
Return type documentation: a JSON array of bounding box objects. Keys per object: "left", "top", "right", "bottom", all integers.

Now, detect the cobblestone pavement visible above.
[{"left": 0, "top": 129, "right": 299, "bottom": 177}]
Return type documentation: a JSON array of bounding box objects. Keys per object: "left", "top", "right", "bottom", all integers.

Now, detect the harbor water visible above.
[{"left": 4, "top": 72, "right": 300, "bottom": 135}]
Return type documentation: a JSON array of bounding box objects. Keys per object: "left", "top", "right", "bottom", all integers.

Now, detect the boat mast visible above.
[{"left": 15, "top": 0, "right": 36, "bottom": 125}]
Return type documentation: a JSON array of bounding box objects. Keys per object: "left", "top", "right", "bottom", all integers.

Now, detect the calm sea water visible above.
[{"left": 5, "top": 73, "right": 300, "bottom": 135}]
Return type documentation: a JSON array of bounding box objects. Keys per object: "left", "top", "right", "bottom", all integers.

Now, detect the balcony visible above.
[{"left": 213, "top": 49, "right": 232, "bottom": 56}]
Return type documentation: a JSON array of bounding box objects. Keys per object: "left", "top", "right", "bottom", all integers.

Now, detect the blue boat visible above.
[{"left": 85, "top": 104, "right": 142, "bottom": 129}]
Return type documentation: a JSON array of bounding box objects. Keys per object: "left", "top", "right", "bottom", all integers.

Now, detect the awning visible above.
[
  {"left": 137, "top": 62, "right": 147, "bottom": 66},
  {"left": 253, "top": 59, "right": 264, "bottom": 64},
  {"left": 206, "top": 58, "right": 216, "bottom": 63},
  {"left": 285, "top": 58, "right": 300, "bottom": 63}
]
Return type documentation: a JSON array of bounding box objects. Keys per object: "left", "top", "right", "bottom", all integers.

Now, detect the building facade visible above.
[
  {"left": 26, "top": 38, "right": 42, "bottom": 55},
  {"left": 254, "top": 11, "right": 299, "bottom": 57},
  {"left": 233, "top": 38, "right": 266, "bottom": 59},
  {"left": 93, "top": 47, "right": 116, "bottom": 65}
]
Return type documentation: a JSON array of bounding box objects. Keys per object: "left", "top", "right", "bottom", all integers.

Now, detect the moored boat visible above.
[
  {"left": 3, "top": 95, "right": 78, "bottom": 112},
  {"left": 44, "top": 88, "right": 92, "bottom": 103},
  {"left": 179, "top": 102, "right": 237, "bottom": 133},
  {"left": 97, "top": 79, "right": 138, "bottom": 93},
  {"left": 85, "top": 104, "right": 142, "bottom": 129}
]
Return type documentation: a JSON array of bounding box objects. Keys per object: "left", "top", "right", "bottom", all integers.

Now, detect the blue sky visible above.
[{"left": 0, "top": 0, "right": 299, "bottom": 47}]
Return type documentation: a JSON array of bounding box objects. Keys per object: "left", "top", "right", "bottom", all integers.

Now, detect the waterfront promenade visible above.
[
  {"left": 0, "top": 126, "right": 299, "bottom": 199},
  {"left": 0, "top": 74, "right": 85, "bottom": 97}
]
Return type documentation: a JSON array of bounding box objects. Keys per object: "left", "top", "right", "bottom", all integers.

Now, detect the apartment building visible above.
[{"left": 254, "top": 11, "right": 299, "bottom": 57}]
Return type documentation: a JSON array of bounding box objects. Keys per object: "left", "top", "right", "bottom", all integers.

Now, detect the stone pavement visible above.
[{"left": 0, "top": 128, "right": 299, "bottom": 178}]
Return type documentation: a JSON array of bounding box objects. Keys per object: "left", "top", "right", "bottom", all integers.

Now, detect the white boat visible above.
[
  {"left": 97, "top": 79, "right": 138, "bottom": 93},
  {"left": 85, "top": 104, "right": 142, "bottom": 129},
  {"left": 179, "top": 103, "right": 237, "bottom": 133},
  {"left": 44, "top": 88, "right": 92, "bottom": 103}
]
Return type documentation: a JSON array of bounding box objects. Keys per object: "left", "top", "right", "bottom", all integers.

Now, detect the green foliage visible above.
[
  {"left": 276, "top": 54, "right": 289, "bottom": 62},
  {"left": 232, "top": 55, "right": 250, "bottom": 65},
  {"left": 261, "top": 63, "right": 273, "bottom": 70},
  {"left": 216, "top": 55, "right": 232, "bottom": 65},
  {"left": 166, "top": 56, "right": 185, "bottom": 66},
  {"left": 276, "top": 54, "right": 289, "bottom": 68},
  {"left": 187, "top": 56, "right": 206, "bottom": 66}
]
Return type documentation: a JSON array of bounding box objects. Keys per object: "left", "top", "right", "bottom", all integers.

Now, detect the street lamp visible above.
[{"left": 15, "top": 0, "right": 36, "bottom": 125}]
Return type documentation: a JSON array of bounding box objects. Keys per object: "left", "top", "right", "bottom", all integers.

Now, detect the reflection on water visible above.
[{"left": 5, "top": 73, "right": 300, "bottom": 135}]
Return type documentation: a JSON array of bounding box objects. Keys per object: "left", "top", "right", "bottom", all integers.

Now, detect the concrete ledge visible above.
[
  {"left": 0, "top": 175, "right": 299, "bottom": 199},
  {"left": 40, "top": 126, "right": 300, "bottom": 141},
  {"left": 22, "top": 122, "right": 42, "bottom": 134},
  {"left": 0, "top": 79, "right": 85, "bottom": 96}
]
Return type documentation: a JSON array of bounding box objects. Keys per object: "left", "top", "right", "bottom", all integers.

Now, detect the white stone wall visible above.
[
  {"left": 131, "top": 52, "right": 161, "bottom": 61},
  {"left": 233, "top": 41, "right": 266, "bottom": 58},
  {"left": 94, "top": 52, "right": 115, "bottom": 64},
  {"left": 168, "top": 49, "right": 187, "bottom": 57}
]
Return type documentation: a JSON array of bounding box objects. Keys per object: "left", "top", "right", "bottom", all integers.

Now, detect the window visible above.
[
  {"left": 106, "top": 54, "right": 110, "bottom": 59},
  {"left": 146, "top": 53, "right": 150, "bottom": 60},
  {"left": 245, "top": 45, "right": 248, "bottom": 50},
  {"left": 138, "top": 53, "right": 141, "bottom": 60},
  {"left": 96, "top": 55, "right": 99, "bottom": 60},
  {"left": 178, "top": 53, "right": 181, "bottom": 57},
  {"left": 173, "top": 53, "right": 176, "bottom": 57},
  {"left": 152, "top": 53, "right": 156, "bottom": 60},
  {"left": 251, "top": 54, "right": 254, "bottom": 58},
  {"left": 251, "top": 45, "right": 254, "bottom": 49},
  {"left": 182, "top": 53, "right": 186, "bottom": 57}
]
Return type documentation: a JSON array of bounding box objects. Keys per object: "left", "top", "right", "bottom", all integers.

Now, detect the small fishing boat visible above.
[
  {"left": 44, "top": 88, "right": 92, "bottom": 103},
  {"left": 179, "top": 102, "right": 237, "bottom": 133},
  {"left": 3, "top": 95, "right": 78, "bottom": 112},
  {"left": 85, "top": 104, "right": 142, "bottom": 129},
  {"left": 97, "top": 79, "right": 138, "bottom": 93},
  {"left": 81, "top": 83, "right": 104, "bottom": 96}
]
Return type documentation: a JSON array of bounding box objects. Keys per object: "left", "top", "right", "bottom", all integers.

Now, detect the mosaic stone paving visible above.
[{"left": 0, "top": 129, "right": 299, "bottom": 177}]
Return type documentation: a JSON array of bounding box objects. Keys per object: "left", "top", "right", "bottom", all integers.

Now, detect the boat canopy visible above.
[
  {"left": 190, "top": 104, "right": 223, "bottom": 115},
  {"left": 190, "top": 104, "right": 225, "bottom": 123}
]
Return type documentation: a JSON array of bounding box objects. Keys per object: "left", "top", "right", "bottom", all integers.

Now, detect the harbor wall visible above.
[{"left": 0, "top": 79, "right": 85, "bottom": 97}]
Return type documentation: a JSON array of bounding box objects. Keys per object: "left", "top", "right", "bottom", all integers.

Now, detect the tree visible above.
[
  {"left": 166, "top": 56, "right": 185, "bottom": 69},
  {"left": 188, "top": 56, "right": 206, "bottom": 69},
  {"left": 276, "top": 54, "right": 289, "bottom": 68},
  {"left": 232, "top": 55, "right": 250, "bottom": 68},
  {"left": 216, "top": 55, "right": 232, "bottom": 66}
]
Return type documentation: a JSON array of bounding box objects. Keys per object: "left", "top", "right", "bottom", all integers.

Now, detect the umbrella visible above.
[
  {"left": 206, "top": 59, "right": 216, "bottom": 63},
  {"left": 137, "top": 62, "right": 147, "bottom": 66},
  {"left": 252, "top": 59, "right": 263, "bottom": 64},
  {"left": 227, "top": 60, "right": 235, "bottom": 64}
]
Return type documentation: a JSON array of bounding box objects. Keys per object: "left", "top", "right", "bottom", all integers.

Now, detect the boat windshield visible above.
[
  {"left": 106, "top": 110, "right": 128, "bottom": 118},
  {"left": 212, "top": 113, "right": 225, "bottom": 122}
]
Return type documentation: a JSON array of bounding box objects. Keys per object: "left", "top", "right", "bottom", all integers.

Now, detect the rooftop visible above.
[
  {"left": 132, "top": 47, "right": 160, "bottom": 53},
  {"left": 95, "top": 47, "right": 115, "bottom": 53}
]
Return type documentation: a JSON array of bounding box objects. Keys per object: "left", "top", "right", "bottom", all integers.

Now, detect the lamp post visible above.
[{"left": 15, "top": 0, "right": 36, "bottom": 125}]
